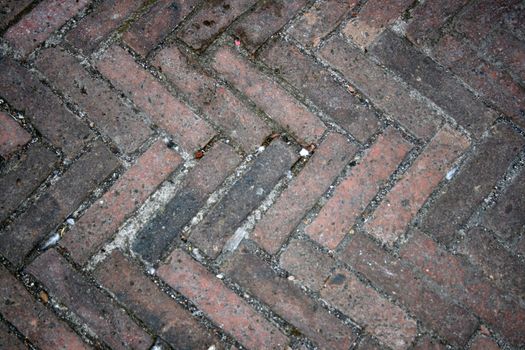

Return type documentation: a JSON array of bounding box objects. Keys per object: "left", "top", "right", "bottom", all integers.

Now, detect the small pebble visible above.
[
  {"left": 299, "top": 148, "right": 309, "bottom": 157},
  {"left": 288, "top": 275, "right": 295, "bottom": 281},
  {"left": 66, "top": 218, "right": 75, "bottom": 225},
  {"left": 216, "top": 273, "right": 224, "bottom": 279}
]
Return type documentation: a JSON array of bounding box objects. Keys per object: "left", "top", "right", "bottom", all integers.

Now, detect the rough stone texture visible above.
[
  {"left": 0, "top": 111, "right": 31, "bottom": 158},
  {"left": 0, "top": 320, "right": 26, "bottom": 350},
  {"left": 0, "top": 0, "right": 33, "bottom": 30},
  {"left": 470, "top": 334, "right": 501, "bottom": 350}
]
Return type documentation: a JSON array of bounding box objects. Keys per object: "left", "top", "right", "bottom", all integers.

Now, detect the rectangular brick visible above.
[
  {"left": 177, "top": 0, "right": 258, "bottom": 50},
  {"left": 189, "top": 139, "right": 297, "bottom": 258},
  {"left": 288, "top": 0, "right": 358, "bottom": 47},
  {"left": 319, "top": 35, "right": 442, "bottom": 140},
  {"left": 27, "top": 249, "right": 153, "bottom": 349},
  {"left": 153, "top": 44, "right": 271, "bottom": 152},
  {"left": 62, "top": 140, "right": 182, "bottom": 265},
  {"left": 4, "top": 0, "right": 89, "bottom": 56},
  {"left": 342, "top": 0, "right": 413, "bottom": 48},
  {"left": 133, "top": 142, "right": 241, "bottom": 262},
  {"left": 158, "top": 248, "right": 289, "bottom": 349},
  {"left": 0, "top": 0, "right": 33, "bottom": 30},
  {"left": 259, "top": 38, "right": 380, "bottom": 143},
  {"left": 36, "top": 46, "right": 152, "bottom": 154},
  {"left": 123, "top": 0, "right": 200, "bottom": 57},
  {"left": 97, "top": 45, "right": 215, "bottom": 151},
  {"left": 0, "top": 58, "right": 92, "bottom": 157},
  {"left": 0, "top": 142, "right": 119, "bottom": 266},
  {"left": 0, "top": 321, "right": 25, "bottom": 350},
  {"left": 421, "top": 123, "right": 525, "bottom": 246},
  {"left": 232, "top": 0, "right": 308, "bottom": 52},
  {"left": 364, "top": 125, "right": 470, "bottom": 246},
  {"left": 94, "top": 251, "right": 223, "bottom": 349},
  {"left": 321, "top": 268, "right": 417, "bottom": 350},
  {"left": 65, "top": 0, "right": 144, "bottom": 53},
  {"left": 400, "top": 230, "right": 525, "bottom": 347},
  {"left": 0, "top": 264, "right": 89, "bottom": 350},
  {"left": 0, "top": 143, "right": 57, "bottom": 223},
  {"left": 340, "top": 233, "right": 479, "bottom": 347},
  {"left": 222, "top": 246, "right": 358, "bottom": 349},
  {"left": 306, "top": 127, "right": 412, "bottom": 249},
  {"left": 0, "top": 111, "right": 31, "bottom": 158},
  {"left": 212, "top": 46, "right": 326, "bottom": 145},
  {"left": 370, "top": 30, "right": 497, "bottom": 138},
  {"left": 252, "top": 132, "right": 356, "bottom": 254}
]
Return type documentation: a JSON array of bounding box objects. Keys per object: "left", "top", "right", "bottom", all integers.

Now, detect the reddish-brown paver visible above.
[{"left": 0, "top": 112, "right": 31, "bottom": 158}]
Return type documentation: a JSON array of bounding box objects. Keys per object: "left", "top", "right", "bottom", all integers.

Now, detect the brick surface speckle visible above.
[{"left": 0, "top": 111, "right": 31, "bottom": 158}]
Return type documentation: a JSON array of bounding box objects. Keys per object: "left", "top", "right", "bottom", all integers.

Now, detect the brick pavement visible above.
[{"left": 0, "top": 0, "right": 524, "bottom": 349}]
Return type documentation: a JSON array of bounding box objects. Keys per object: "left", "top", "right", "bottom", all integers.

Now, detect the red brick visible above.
[
  {"left": 158, "top": 248, "right": 289, "bottom": 349},
  {"left": 232, "top": 0, "right": 308, "bottom": 52},
  {"left": 0, "top": 143, "right": 57, "bottom": 223},
  {"left": 342, "top": 0, "right": 413, "bottom": 48},
  {"left": 0, "top": 111, "right": 31, "bottom": 158},
  {"left": 222, "top": 246, "right": 358, "bottom": 349},
  {"left": 177, "top": 0, "right": 258, "bottom": 50},
  {"left": 470, "top": 334, "right": 501, "bottom": 350},
  {"left": 421, "top": 123, "right": 525, "bottom": 246},
  {"left": 288, "top": 0, "right": 358, "bottom": 47},
  {"left": 412, "top": 336, "right": 446, "bottom": 350},
  {"left": 27, "top": 249, "right": 153, "bottom": 349},
  {"left": 153, "top": 44, "right": 271, "bottom": 152},
  {"left": 4, "top": 0, "right": 89, "bottom": 56},
  {"left": 0, "top": 264, "right": 89, "bottom": 350},
  {"left": 400, "top": 230, "right": 525, "bottom": 347},
  {"left": 486, "top": 31, "right": 525, "bottom": 81},
  {"left": 306, "top": 128, "right": 412, "bottom": 249},
  {"left": 65, "top": 0, "right": 144, "bottom": 53},
  {"left": 252, "top": 133, "right": 355, "bottom": 254},
  {"left": 0, "top": 142, "right": 119, "bottom": 267},
  {"left": 212, "top": 46, "right": 325, "bottom": 145},
  {"left": 0, "top": 0, "right": 33, "bottom": 30},
  {"left": 340, "top": 233, "right": 479, "bottom": 347},
  {"left": 364, "top": 125, "right": 469, "bottom": 246},
  {"left": 259, "top": 38, "right": 380, "bottom": 143},
  {"left": 36, "top": 46, "right": 152, "bottom": 154},
  {"left": 370, "top": 30, "right": 497, "bottom": 138},
  {"left": 279, "top": 238, "right": 334, "bottom": 292},
  {"left": 94, "top": 251, "right": 223, "bottom": 349},
  {"left": 62, "top": 140, "right": 182, "bottom": 265},
  {"left": 123, "top": 0, "right": 200, "bottom": 57},
  {"left": 0, "top": 321, "right": 25, "bottom": 350},
  {"left": 97, "top": 45, "right": 215, "bottom": 151},
  {"left": 319, "top": 35, "right": 442, "bottom": 140},
  {"left": 189, "top": 140, "right": 297, "bottom": 258},
  {"left": 0, "top": 58, "right": 92, "bottom": 157},
  {"left": 321, "top": 268, "right": 417, "bottom": 350}
]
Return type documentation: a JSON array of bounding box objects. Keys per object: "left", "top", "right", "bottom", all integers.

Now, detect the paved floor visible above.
[{"left": 0, "top": 0, "right": 524, "bottom": 349}]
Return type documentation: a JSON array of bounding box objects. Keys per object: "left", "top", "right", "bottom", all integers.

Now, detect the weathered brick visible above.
[
  {"left": 421, "top": 123, "right": 524, "bottom": 246},
  {"left": 486, "top": 30, "right": 525, "bottom": 82},
  {"left": 501, "top": 2, "right": 525, "bottom": 42},
  {"left": 36, "top": 46, "right": 152, "bottom": 154},
  {"left": 400, "top": 230, "right": 525, "bottom": 346},
  {"left": 177, "top": 0, "right": 258, "bottom": 50},
  {"left": 0, "top": 264, "right": 89, "bottom": 350},
  {"left": 470, "top": 334, "right": 501, "bottom": 350},
  {"left": 412, "top": 336, "right": 447, "bottom": 350},
  {"left": 0, "top": 143, "right": 57, "bottom": 223},
  {"left": 252, "top": 133, "right": 356, "bottom": 254},
  {"left": 232, "top": 0, "right": 308, "bottom": 52},
  {"left": 0, "top": 0, "right": 33, "bottom": 30},
  {"left": 370, "top": 30, "right": 496, "bottom": 138},
  {"left": 97, "top": 45, "right": 215, "bottom": 151},
  {"left": 0, "top": 58, "right": 92, "bottom": 157},
  {"left": 340, "top": 233, "right": 479, "bottom": 347},
  {"left": 133, "top": 142, "right": 241, "bottom": 262},
  {"left": 259, "top": 38, "right": 380, "bottom": 143},
  {"left": 212, "top": 46, "right": 326, "bottom": 145},
  {"left": 288, "top": 0, "right": 357, "bottom": 47},
  {"left": 0, "top": 321, "right": 25, "bottom": 350},
  {"left": 342, "top": 0, "right": 412, "bottom": 48},
  {"left": 306, "top": 128, "right": 412, "bottom": 249},
  {"left": 223, "top": 246, "right": 358, "bottom": 349},
  {"left": 279, "top": 238, "right": 334, "bottom": 292},
  {"left": 62, "top": 140, "right": 182, "bottom": 265},
  {"left": 4, "top": 0, "right": 89, "bottom": 56},
  {"left": 321, "top": 268, "right": 417, "bottom": 350},
  {"left": 0, "top": 142, "right": 119, "bottom": 266},
  {"left": 153, "top": 44, "right": 271, "bottom": 152},
  {"left": 123, "top": 0, "right": 200, "bottom": 57},
  {"left": 319, "top": 35, "right": 442, "bottom": 140},
  {"left": 94, "top": 251, "right": 223, "bottom": 349},
  {"left": 158, "top": 248, "right": 289, "bottom": 349},
  {"left": 189, "top": 140, "right": 297, "bottom": 258},
  {"left": 0, "top": 111, "right": 31, "bottom": 158},
  {"left": 364, "top": 125, "right": 469, "bottom": 246},
  {"left": 65, "top": 0, "right": 144, "bottom": 53}
]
